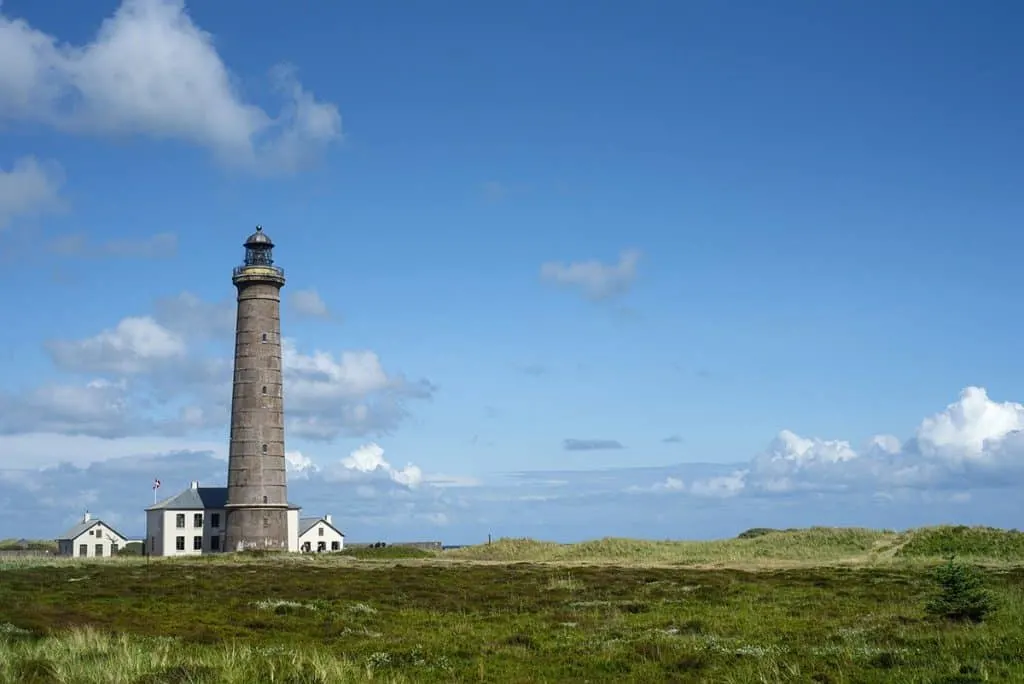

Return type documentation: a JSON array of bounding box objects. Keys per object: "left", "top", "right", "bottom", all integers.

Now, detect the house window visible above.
[
  {"left": 78, "top": 544, "right": 87, "bottom": 556},
  {"left": 211, "top": 513, "right": 220, "bottom": 528},
  {"left": 175, "top": 536, "right": 185, "bottom": 551},
  {"left": 89, "top": 529, "right": 94, "bottom": 536},
  {"left": 318, "top": 527, "right": 324, "bottom": 537},
  {"left": 331, "top": 541, "right": 340, "bottom": 551},
  {"left": 211, "top": 536, "right": 220, "bottom": 551},
  {"left": 95, "top": 544, "right": 103, "bottom": 557},
  {"left": 302, "top": 542, "right": 310, "bottom": 552},
  {"left": 193, "top": 536, "right": 203, "bottom": 551},
  {"left": 176, "top": 514, "right": 185, "bottom": 528},
  {"left": 317, "top": 542, "right": 326, "bottom": 552},
  {"left": 111, "top": 543, "right": 119, "bottom": 554},
  {"left": 193, "top": 513, "right": 203, "bottom": 528}
]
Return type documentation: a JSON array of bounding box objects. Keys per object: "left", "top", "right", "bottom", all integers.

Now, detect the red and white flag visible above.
[{"left": 153, "top": 478, "right": 161, "bottom": 490}]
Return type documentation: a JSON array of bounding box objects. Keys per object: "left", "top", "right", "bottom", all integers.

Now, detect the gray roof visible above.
[
  {"left": 146, "top": 486, "right": 301, "bottom": 512},
  {"left": 57, "top": 518, "right": 127, "bottom": 542},
  {"left": 299, "top": 516, "right": 344, "bottom": 537}
]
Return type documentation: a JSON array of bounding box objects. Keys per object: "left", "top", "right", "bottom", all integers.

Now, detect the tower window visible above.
[
  {"left": 262, "top": 333, "right": 267, "bottom": 342},
  {"left": 263, "top": 496, "right": 268, "bottom": 504},
  {"left": 262, "top": 443, "right": 267, "bottom": 453},
  {"left": 262, "top": 386, "right": 267, "bottom": 395}
]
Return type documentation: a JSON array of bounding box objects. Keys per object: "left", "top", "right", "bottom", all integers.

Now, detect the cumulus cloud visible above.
[
  {"left": 285, "top": 450, "right": 318, "bottom": 478},
  {"left": 337, "top": 443, "right": 423, "bottom": 488},
  {"left": 46, "top": 316, "right": 186, "bottom": 375},
  {"left": 540, "top": 249, "right": 641, "bottom": 301},
  {"left": 0, "top": 156, "right": 64, "bottom": 228},
  {"left": 289, "top": 288, "right": 332, "bottom": 319},
  {"left": 12, "top": 292, "right": 434, "bottom": 443},
  {"left": 680, "top": 386, "right": 1024, "bottom": 498},
  {"left": 0, "top": 0, "right": 341, "bottom": 172},
  {"left": 283, "top": 341, "right": 435, "bottom": 440}
]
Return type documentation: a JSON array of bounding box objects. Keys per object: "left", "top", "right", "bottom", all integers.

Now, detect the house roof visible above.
[
  {"left": 57, "top": 519, "right": 128, "bottom": 542},
  {"left": 145, "top": 486, "right": 301, "bottom": 511},
  {"left": 298, "top": 516, "right": 344, "bottom": 537}
]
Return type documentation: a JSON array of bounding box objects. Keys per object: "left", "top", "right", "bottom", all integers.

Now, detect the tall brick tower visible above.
[{"left": 224, "top": 225, "right": 289, "bottom": 552}]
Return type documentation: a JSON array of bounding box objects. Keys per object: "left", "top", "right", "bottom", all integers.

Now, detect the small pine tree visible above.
[{"left": 924, "top": 555, "right": 997, "bottom": 623}]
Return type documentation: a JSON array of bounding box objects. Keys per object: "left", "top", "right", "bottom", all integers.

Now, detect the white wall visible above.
[
  {"left": 153, "top": 508, "right": 226, "bottom": 556},
  {"left": 287, "top": 509, "right": 299, "bottom": 552},
  {"left": 298, "top": 520, "right": 344, "bottom": 552},
  {"left": 67, "top": 523, "right": 127, "bottom": 558}
]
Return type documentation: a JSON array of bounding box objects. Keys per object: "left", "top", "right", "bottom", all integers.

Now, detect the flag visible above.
[{"left": 153, "top": 479, "right": 161, "bottom": 490}]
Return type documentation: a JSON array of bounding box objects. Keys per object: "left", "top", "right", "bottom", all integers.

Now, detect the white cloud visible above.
[
  {"left": 683, "top": 386, "right": 1024, "bottom": 498},
  {"left": 689, "top": 471, "right": 747, "bottom": 498},
  {"left": 282, "top": 341, "right": 434, "bottom": 440},
  {"left": 0, "top": 0, "right": 341, "bottom": 172},
  {"left": 18, "top": 306, "right": 433, "bottom": 442},
  {"left": 289, "top": 288, "right": 331, "bottom": 319},
  {"left": 540, "top": 249, "right": 641, "bottom": 300},
  {"left": 337, "top": 442, "right": 424, "bottom": 489},
  {"left": 46, "top": 316, "right": 186, "bottom": 375},
  {"left": 0, "top": 156, "right": 64, "bottom": 228},
  {"left": 285, "top": 450, "right": 318, "bottom": 478},
  {"left": 914, "top": 386, "right": 1024, "bottom": 463}
]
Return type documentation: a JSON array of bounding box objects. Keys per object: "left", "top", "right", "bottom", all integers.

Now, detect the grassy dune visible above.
[{"left": 443, "top": 525, "right": 1024, "bottom": 567}]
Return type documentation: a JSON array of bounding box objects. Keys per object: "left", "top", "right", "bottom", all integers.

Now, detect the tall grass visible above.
[
  {"left": 445, "top": 525, "right": 1024, "bottom": 566},
  {"left": 0, "top": 627, "right": 398, "bottom": 683}
]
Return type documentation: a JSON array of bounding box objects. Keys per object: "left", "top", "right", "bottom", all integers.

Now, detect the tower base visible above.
[{"left": 224, "top": 507, "right": 289, "bottom": 552}]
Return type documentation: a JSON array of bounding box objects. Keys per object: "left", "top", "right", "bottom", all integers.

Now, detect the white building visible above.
[
  {"left": 145, "top": 481, "right": 302, "bottom": 556},
  {"left": 56, "top": 512, "right": 129, "bottom": 558},
  {"left": 297, "top": 514, "right": 345, "bottom": 553}
]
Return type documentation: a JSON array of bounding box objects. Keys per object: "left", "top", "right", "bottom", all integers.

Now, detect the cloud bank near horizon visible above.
[{"left": 3, "top": 385, "right": 1024, "bottom": 543}]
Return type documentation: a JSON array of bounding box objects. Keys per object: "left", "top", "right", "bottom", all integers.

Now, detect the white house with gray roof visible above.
[
  {"left": 57, "top": 512, "right": 129, "bottom": 558},
  {"left": 297, "top": 514, "right": 345, "bottom": 553},
  {"left": 145, "top": 481, "right": 301, "bottom": 556}
]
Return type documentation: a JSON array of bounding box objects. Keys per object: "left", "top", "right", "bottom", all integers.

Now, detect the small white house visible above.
[
  {"left": 56, "top": 512, "right": 129, "bottom": 558},
  {"left": 297, "top": 514, "right": 345, "bottom": 553},
  {"left": 145, "top": 481, "right": 302, "bottom": 556}
]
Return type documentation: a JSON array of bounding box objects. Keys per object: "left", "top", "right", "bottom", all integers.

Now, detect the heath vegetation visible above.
[{"left": 0, "top": 525, "right": 1021, "bottom": 682}]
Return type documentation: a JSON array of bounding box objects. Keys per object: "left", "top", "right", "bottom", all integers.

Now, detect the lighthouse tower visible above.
[{"left": 224, "top": 225, "right": 289, "bottom": 551}]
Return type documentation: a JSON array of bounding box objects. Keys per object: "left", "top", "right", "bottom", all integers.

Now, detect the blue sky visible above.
[{"left": 1, "top": 0, "right": 1023, "bottom": 544}]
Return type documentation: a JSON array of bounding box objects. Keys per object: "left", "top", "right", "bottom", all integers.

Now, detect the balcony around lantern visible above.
[{"left": 233, "top": 264, "right": 285, "bottom": 279}]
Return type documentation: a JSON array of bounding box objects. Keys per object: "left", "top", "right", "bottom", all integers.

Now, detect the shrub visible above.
[{"left": 924, "top": 556, "right": 997, "bottom": 623}]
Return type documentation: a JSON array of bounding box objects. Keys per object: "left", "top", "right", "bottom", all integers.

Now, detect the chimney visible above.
[
  {"left": 324, "top": 514, "right": 332, "bottom": 524},
  {"left": 190, "top": 480, "right": 199, "bottom": 490},
  {"left": 83, "top": 511, "right": 91, "bottom": 523}
]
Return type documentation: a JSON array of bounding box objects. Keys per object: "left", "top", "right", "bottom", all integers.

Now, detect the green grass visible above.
[
  {"left": 338, "top": 546, "right": 435, "bottom": 560},
  {"left": 444, "top": 527, "right": 891, "bottom": 566},
  {"left": 1, "top": 526, "right": 1022, "bottom": 682},
  {"left": 896, "top": 526, "right": 1024, "bottom": 562}
]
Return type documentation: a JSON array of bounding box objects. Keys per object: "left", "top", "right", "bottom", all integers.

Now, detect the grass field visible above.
[{"left": 0, "top": 526, "right": 1022, "bottom": 683}]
